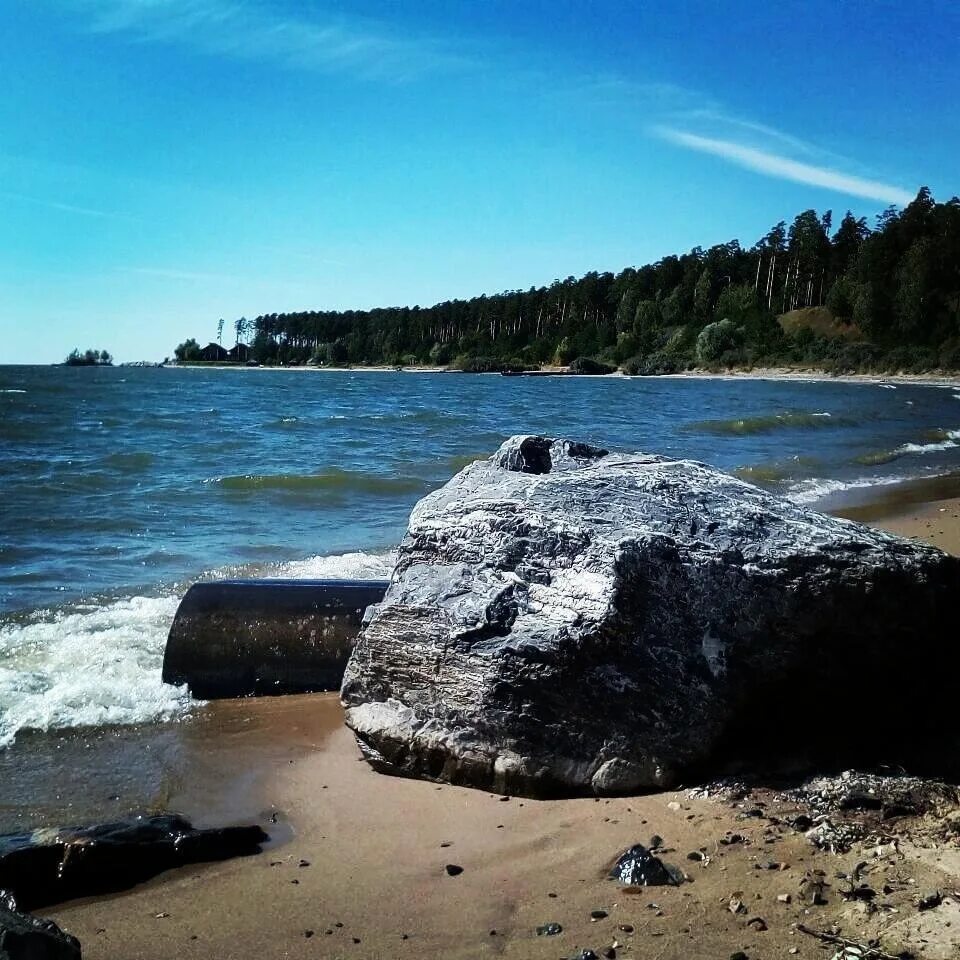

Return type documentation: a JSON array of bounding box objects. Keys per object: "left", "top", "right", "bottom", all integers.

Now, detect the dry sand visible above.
[{"left": 47, "top": 501, "right": 960, "bottom": 960}]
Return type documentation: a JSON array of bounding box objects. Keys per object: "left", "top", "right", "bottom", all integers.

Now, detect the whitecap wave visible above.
[
  {"left": 0, "top": 595, "right": 187, "bottom": 748},
  {"left": 0, "top": 549, "right": 397, "bottom": 747},
  {"left": 895, "top": 429, "right": 960, "bottom": 456},
  {"left": 786, "top": 472, "right": 944, "bottom": 506}
]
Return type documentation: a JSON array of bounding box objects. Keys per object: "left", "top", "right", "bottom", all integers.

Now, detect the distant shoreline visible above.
[{"left": 162, "top": 361, "right": 960, "bottom": 389}]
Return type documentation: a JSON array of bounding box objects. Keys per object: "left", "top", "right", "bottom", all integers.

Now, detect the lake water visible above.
[{"left": 2, "top": 364, "right": 960, "bottom": 757}]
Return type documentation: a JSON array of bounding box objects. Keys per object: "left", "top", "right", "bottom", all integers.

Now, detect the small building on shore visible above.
[
  {"left": 228, "top": 343, "right": 251, "bottom": 363},
  {"left": 199, "top": 342, "right": 229, "bottom": 362}
]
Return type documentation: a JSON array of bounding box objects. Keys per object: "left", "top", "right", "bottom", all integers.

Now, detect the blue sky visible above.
[{"left": 2, "top": 0, "right": 957, "bottom": 363}]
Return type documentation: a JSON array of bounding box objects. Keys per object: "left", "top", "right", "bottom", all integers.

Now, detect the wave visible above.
[
  {"left": 687, "top": 410, "right": 843, "bottom": 436},
  {"left": 785, "top": 472, "right": 945, "bottom": 506},
  {"left": 0, "top": 389, "right": 26, "bottom": 394},
  {"left": 0, "top": 595, "right": 187, "bottom": 749},
  {"left": 0, "top": 549, "right": 397, "bottom": 747},
  {"left": 206, "top": 468, "right": 431, "bottom": 496},
  {"left": 97, "top": 451, "right": 156, "bottom": 472},
  {"left": 854, "top": 428, "right": 960, "bottom": 465}
]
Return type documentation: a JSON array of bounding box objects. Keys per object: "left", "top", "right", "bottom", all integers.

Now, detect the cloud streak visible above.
[
  {"left": 653, "top": 127, "right": 914, "bottom": 205},
  {"left": 67, "top": 0, "right": 467, "bottom": 81},
  {"left": 0, "top": 190, "right": 135, "bottom": 221}
]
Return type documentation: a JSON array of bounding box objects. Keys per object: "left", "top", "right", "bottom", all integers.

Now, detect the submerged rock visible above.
[
  {"left": 0, "top": 890, "right": 81, "bottom": 960},
  {"left": 0, "top": 814, "right": 268, "bottom": 910},
  {"left": 342, "top": 435, "right": 959, "bottom": 798}
]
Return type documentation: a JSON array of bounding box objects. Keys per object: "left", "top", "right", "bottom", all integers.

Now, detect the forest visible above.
[{"left": 178, "top": 188, "right": 960, "bottom": 374}]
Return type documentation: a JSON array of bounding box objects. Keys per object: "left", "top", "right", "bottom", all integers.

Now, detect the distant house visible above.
[
  {"left": 228, "top": 343, "right": 251, "bottom": 362},
  {"left": 199, "top": 342, "right": 229, "bottom": 362}
]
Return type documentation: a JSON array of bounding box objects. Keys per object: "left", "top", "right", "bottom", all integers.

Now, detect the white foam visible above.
[
  {"left": 269, "top": 549, "right": 396, "bottom": 580},
  {"left": 0, "top": 389, "right": 26, "bottom": 394},
  {"left": 0, "top": 594, "right": 187, "bottom": 748},
  {"left": 0, "top": 549, "right": 397, "bottom": 747},
  {"left": 894, "top": 429, "right": 960, "bottom": 456},
  {"left": 786, "top": 472, "right": 945, "bottom": 506}
]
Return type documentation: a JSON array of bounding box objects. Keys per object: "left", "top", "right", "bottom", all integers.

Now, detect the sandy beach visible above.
[{"left": 44, "top": 496, "right": 960, "bottom": 960}]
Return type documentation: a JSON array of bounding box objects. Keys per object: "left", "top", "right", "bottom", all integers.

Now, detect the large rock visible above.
[{"left": 342, "top": 435, "right": 959, "bottom": 798}]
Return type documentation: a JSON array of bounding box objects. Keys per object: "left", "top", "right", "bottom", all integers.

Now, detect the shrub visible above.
[
  {"left": 695, "top": 319, "right": 742, "bottom": 365},
  {"left": 568, "top": 357, "right": 616, "bottom": 375}
]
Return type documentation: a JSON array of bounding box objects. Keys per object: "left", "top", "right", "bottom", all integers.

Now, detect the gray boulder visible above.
[{"left": 341, "top": 435, "right": 959, "bottom": 797}]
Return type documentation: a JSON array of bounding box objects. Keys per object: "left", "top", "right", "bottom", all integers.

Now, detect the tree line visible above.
[{"left": 177, "top": 187, "right": 960, "bottom": 374}]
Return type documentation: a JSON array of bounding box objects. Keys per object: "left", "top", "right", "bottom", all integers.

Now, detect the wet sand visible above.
[{"left": 44, "top": 497, "right": 960, "bottom": 960}]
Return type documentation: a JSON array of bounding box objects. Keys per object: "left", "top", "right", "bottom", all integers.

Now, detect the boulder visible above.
[
  {"left": 342, "top": 435, "right": 959, "bottom": 798},
  {"left": 0, "top": 891, "right": 80, "bottom": 960},
  {"left": 0, "top": 815, "right": 268, "bottom": 910}
]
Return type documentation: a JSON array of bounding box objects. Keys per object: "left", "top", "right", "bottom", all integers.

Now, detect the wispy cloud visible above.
[
  {"left": 123, "top": 266, "right": 241, "bottom": 282},
  {"left": 0, "top": 189, "right": 135, "bottom": 221},
  {"left": 66, "top": 0, "right": 467, "bottom": 81},
  {"left": 652, "top": 126, "right": 914, "bottom": 205}
]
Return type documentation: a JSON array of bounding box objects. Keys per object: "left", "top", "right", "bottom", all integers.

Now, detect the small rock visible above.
[
  {"left": 916, "top": 890, "right": 943, "bottom": 911},
  {"left": 729, "top": 897, "right": 746, "bottom": 915},
  {"left": 602, "top": 948, "right": 616, "bottom": 959},
  {"left": 572, "top": 951, "right": 598, "bottom": 960},
  {"left": 444, "top": 864, "right": 463, "bottom": 877},
  {"left": 304, "top": 930, "right": 314, "bottom": 938},
  {"left": 617, "top": 924, "right": 634, "bottom": 933},
  {"left": 747, "top": 917, "right": 768, "bottom": 931},
  {"left": 590, "top": 910, "right": 608, "bottom": 921},
  {"left": 667, "top": 801, "right": 682, "bottom": 811},
  {"left": 648, "top": 834, "right": 663, "bottom": 850},
  {"left": 730, "top": 952, "right": 749, "bottom": 960},
  {"left": 777, "top": 893, "right": 792, "bottom": 904},
  {"left": 536, "top": 922, "right": 563, "bottom": 936}
]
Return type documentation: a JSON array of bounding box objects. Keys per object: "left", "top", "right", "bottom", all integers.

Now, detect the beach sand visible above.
[{"left": 46, "top": 499, "right": 960, "bottom": 960}]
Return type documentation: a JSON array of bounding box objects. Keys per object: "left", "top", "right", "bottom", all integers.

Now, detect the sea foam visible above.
[{"left": 0, "top": 550, "right": 396, "bottom": 747}]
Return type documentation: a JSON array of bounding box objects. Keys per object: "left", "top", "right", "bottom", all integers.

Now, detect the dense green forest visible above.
[{"left": 179, "top": 188, "right": 960, "bottom": 374}]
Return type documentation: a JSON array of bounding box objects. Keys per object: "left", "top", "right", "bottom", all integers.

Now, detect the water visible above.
[{"left": 2, "top": 364, "right": 960, "bottom": 754}]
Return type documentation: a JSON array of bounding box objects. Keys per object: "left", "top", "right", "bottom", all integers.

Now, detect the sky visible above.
[{"left": 1, "top": 1, "right": 958, "bottom": 363}]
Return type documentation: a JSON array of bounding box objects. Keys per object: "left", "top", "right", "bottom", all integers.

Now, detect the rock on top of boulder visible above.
[{"left": 341, "top": 435, "right": 958, "bottom": 798}]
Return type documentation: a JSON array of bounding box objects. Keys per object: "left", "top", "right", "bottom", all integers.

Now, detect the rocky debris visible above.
[
  {"left": 0, "top": 814, "right": 268, "bottom": 910},
  {"left": 788, "top": 772, "right": 959, "bottom": 821},
  {"left": 342, "top": 435, "right": 960, "bottom": 798},
  {"left": 0, "top": 890, "right": 81, "bottom": 960},
  {"left": 609, "top": 844, "right": 683, "bottom": 886}
]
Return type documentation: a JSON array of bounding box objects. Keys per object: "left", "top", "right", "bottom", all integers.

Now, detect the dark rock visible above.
[
  {"left": 0, "top": 814, "right": 268, "bottom": 910},
  {"left": 444, "top": 864, "right": 463, "bottom": 876},
  {"left": 617, "top": 924, "right": 634, "bottom": 933},
  {"left": 602, "top": 948, "right": 616, "bottom": 959},
  {"left": 0, "top": 891, "right": 81, "bottom": 960},
  {"left": 730, "top": 952, "right": 749, "bottom": 960},
  {"left": 571, "top": 951, "right": 598, "bottom": 960},
  {"left": 916, "top": 891, "right": 943, "bottom": 911},
  {"left": 608, "top": 844, "right": 681, "bottom": 887},
  {"left": 536, "top": 923, "right": 562, "bottom": 936},
  {"left": 589, "top": 910, "right": 608, "bottom": 920},
  {"left": 342, "top": 436, "right": 960, "bottom": 797}
]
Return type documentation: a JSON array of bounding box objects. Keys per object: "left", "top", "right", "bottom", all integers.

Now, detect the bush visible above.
[
  {"left": 879, "top": 345, "right": 938, "bottom": 374},
  {"left": 828, "top": 342, "right": 883, "bottom": 374},
  {"left": 695, "top": 319, "right": 742, "bottom": 365},
  {"left": 568, "top": 357, "right": 616, "bottom": 375},
  {"left": 622, "top": 352, "right": 680, "bottom": 376},
  {"left": 939, "top": 338, "right": 960, "bottom": 370}
]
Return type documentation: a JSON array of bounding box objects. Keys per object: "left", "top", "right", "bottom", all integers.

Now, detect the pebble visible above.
[
  {"left": 304, "top": 930, "right": 314, "bottom": 939},
  {"left": 445, "top": 864, "right": 464, "bottom": 876},
  {"left": 667, "top": 801, "right": 682, "bottom": 811},
  {"left": 730, "top": 952, "right": 749, "bottom": 960},
  {"left": 590, "top": 910, "right": 609, "bottom": 921},
  {"left": 617, "top": 924, "right": 634, "bottom": 933},
  {"left": 536, "top": 922, "right": 563, "bottom": 936},
  {"left": 777, "top": 893, "right": 792, "bottom": 904}
]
